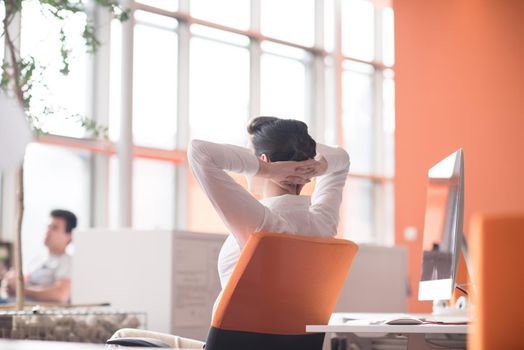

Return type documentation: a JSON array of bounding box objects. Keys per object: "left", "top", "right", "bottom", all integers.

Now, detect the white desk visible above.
[
  {"left": 307, "top": 313, "right": 468, "bottom": 350},
  {"left": 0, "top": 340, "right": 106, "bottom": 350}
]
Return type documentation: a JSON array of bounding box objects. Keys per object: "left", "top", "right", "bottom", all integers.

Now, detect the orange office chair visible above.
[
  {"left": 205, "top": 232, "right": 359, "bottom": 350},
  {"left": 469, "top": 213, "right": 524, "bottom": 350}
]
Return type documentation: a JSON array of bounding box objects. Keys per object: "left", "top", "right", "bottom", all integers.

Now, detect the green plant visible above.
[
  {"left": 1, "top": 0, "right": 128, "bottom": 309},
  {"left": 1, "top": 0, "right": 128, "bottom": 134}
]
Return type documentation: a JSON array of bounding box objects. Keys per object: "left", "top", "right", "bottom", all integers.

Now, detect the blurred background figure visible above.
[{"left": 1, "top": 209, "right": 77, "bottom": 304}]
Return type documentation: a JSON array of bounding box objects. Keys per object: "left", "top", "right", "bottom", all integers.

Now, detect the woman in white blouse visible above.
[
  {"left": 110, "top": 116, "right": 350, "bottom": 349},
  {"left": 189, "top": 116, "right": 350, "bottom": 311}
]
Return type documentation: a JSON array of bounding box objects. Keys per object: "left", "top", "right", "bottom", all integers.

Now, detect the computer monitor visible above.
[{"left": 418, "top": 149, "right": 465, "bottom": 301}]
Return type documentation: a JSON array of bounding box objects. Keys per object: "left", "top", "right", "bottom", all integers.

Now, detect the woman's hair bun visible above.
[
  {"left": 247, "top": 116, "right": 278, "bottom": 135},
  {"left": 247, "top": 116, "right": 316, "bottom": 162}
]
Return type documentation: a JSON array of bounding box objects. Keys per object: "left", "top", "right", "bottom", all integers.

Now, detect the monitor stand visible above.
[{"left": 432, "top": 235, "right": 475, "bottom": 317}]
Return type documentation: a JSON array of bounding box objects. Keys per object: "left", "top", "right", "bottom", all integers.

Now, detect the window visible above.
[
  {"left": 339, "top": 1, "right": 396, "bottom": 243},
  {"left": 13, "top": 2, "right": 93, "bottom": 265},
  {"left": 261, "top": 0, "right": 315, "bottom": 47},
  {"left": 133, "top": 158, "right": 176, "bottom": 229},
  {"left": 382, "top": 7, "right": 395, "bottom": 67},
  {"left": 3, "top": 0, "right": 395, "bottom": 248},
  {"left": 189, "top": 27, "right": 250, "bottom": 145},
  {"left": 342, "top": 61, "right": 375, "bottom": 174},
  {"left": 260, "top": 43, "right": 308, "bottom": 122},
  {"left": 344, "top": 178, "right": 374, "bottom": 242},
  {"left": 133, "top": 12, "right": 178, "bottom": 149},
  {"left": 109, "top": 11, "right": 180, "bottom": 229},
  {"left": 191, "top": 0, "right": 249, "bottom": 30},
  {"left": 135, "top": 0, "right": 178, "bottom": 12},
  {"left": 383, "top": 69, "right": 395, "bottom": 176},
  {"left": 109, "top": 20, "right": 122, "bottom": 143},
  {"left": 20, "top": 1, "right": 88, "bottom": 137},
  {"left": 341, "top": 0, "right": 375, "bottom": 61},
  {"left": 109, "top": 156, "right": 120, "bottom": 229}
]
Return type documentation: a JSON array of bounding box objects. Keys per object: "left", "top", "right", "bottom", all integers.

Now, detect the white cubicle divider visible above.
[
  {"left": 335, "top": 244, "right": 408, "bottom": 313},
  {"left": 72, "top": 229, "right": 226, "bottom": 341}
]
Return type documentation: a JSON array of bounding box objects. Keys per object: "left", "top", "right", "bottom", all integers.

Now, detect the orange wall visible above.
[{"left": 394, "top": 0, "right": 524, "bottom": 312}]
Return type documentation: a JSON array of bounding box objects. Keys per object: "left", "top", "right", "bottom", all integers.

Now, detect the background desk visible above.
[
  {"left": 0, "top": 340, "right": 105, "bottom": 350},
  {"left": 307, "top": 313, "right": 468, "bottom": 350}
]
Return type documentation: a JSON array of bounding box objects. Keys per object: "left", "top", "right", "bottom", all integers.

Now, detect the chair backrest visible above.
[
  {"left": 206, "top": 232, "right": 358, "bottom": 350},
  {"left": 470, "top": 213, "right": 524, "bottom": 350}
]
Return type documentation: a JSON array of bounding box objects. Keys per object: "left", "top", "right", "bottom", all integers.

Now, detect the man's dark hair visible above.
[
  {"left": 50, "top": 209, "right": 78, "bottom": 234},
  {"left": 247, "top": 116, "right": 316, "bottom": 162}
]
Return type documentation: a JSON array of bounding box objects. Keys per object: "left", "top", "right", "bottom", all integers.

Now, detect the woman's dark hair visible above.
[
  {"left": 247, "top": 116, "right": 316, "bottom": 162},
  {"left": 51, "top": 209, "right": 78, "bottom": 234}
]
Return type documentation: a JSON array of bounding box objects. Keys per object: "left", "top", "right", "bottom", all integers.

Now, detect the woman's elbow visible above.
[
  {"left": 187, "top": 139, "right": 209, "bottom": 166},
  {"left": 188, "top": 139, "right": 204, "bottom": 157},
  {"left": 337, "top": 148, "right": 350, "bottom": 171}
]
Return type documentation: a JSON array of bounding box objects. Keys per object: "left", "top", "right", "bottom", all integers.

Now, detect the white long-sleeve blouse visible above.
[{"left": 187, "top": 139, "right": 350, "bottom": 312}]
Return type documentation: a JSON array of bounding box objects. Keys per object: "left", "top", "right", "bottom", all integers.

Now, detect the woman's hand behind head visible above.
[{"left": 256, "top": 157, "right": 327, "bottom": 194}]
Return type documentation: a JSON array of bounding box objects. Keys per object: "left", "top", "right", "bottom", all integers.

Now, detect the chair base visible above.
[{"left": 205, "top": 327, "right": 325, "bottom": 350}]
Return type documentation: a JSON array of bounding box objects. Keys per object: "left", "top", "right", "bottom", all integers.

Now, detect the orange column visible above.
[{"left": 393, "top": 0, "right": 524, "bottom": 311}]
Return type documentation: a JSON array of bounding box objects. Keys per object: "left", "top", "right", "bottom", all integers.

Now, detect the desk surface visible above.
[
  {"left": 306, "top": 313, "right": 469, "bottom": 334},
  {"left": 0, "top": 340, "right": 106, "bottom": 350}
]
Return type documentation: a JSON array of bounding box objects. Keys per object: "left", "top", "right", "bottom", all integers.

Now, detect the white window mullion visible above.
[
  {"left": 174, "top": 0, "right": 190, "bottom": 229},
  {"left": 374, "top": 4, "right": 384, "bottom": 64},
  {"left": 88, "top": 1, "right": 112, "bottom": 228},
  {"left": 373, "top": 6, "right": 385, "bottom": 175},
  {"left": 373, "top": 5, "right": 388, "bottom": 244},
  {"left": 308, "top": 0, "right": 325, "bottom": 141},
  {"left": 250, "top": 0, "right": 261, "bottom": 34},
  {"left": 249, "top": 0, "right": 261, "bottom": 120},
  {"left": 309, "top": 54, "right": 325, "bottom": 141},
  {"left": 249, "top": 40, "right": 261, "bottom": 120},
  {"left": 373, "top": 70, "right": 386, "bottom": 243},
  {"left": 323, "top": 55, "right": 338, "bottom": 145},
  {"left": 118, "top": 0, "right": 135, "bottom": 227},
  {"left": 323, "top": 0, "right": 338, "bottom": 145},
  {"left": 333, "top": 0, "right": 343, "bottom": 146}
]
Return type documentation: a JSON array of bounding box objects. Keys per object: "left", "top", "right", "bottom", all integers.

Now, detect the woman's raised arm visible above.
[
  {"left": 188, "top": 139, "right": 268, "bottom": 248},
  {"left": 309, "top": 144, "right": 350, "bottom": 235}
]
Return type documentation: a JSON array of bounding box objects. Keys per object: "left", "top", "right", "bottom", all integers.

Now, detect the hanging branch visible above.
[{"left": 2, "top": 0, "right": 24, "bottom": 104}]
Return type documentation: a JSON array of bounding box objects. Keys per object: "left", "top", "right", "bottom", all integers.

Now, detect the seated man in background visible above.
[{"left": 5, "top": 209, "right": 77, "bottom": 303}]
